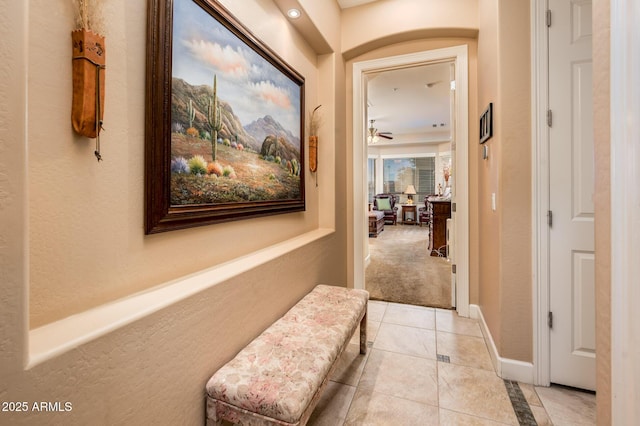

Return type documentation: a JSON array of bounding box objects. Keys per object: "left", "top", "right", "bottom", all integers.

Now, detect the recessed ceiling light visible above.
[{"left": 287, "top": 8, "right": 301, "bottom": 19}]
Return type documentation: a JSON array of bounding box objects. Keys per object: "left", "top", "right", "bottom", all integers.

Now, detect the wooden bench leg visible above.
[{"left": 360, "top": 309, "right": 367, "bottom": 354}]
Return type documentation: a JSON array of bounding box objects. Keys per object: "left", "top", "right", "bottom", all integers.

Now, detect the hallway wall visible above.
[
  {"left": 26, "top": 0, "right": 335, "bottom": 329},
  {"left": 0, "top": 0, "right": 347, "bottom": 423},
  {"left": 341, "top": 0, "right": 478, "bottom": 59},
  {"left": 477, "top": 0, "right": 532, "bottom": 362},
  {"left": 593, "top": 0, "right": 611, "bottom": 422}
]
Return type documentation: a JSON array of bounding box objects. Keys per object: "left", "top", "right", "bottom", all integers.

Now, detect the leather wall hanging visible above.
[
  {"left": 309, "top": 105, "right": 321, "bottom": 173},
  {"left": 71, "top": 2, "right": 106, "bottom": 161}
]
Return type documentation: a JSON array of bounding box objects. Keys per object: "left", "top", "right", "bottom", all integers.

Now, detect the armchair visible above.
[
  {"left": 373, "top": 193, "right": 398, "bottom": 225},
  {"left": 418, "top": 196, "right": 432, "bottom": 227}
]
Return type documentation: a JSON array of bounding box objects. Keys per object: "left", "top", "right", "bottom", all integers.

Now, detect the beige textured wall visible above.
[
  {"left": 496, "top": 0, "right": 532, "bottom": 362},
  {"left": 477, "top": 0, "right": 532, "bottom": 361},
  {"left": 0, "top": 0, "right": 29, "bottom": 381},
  {"left": 477, "top": 0, "right": 502, "bottom": 349},
  {"left": 1, "top": 0, "right": 348, "bottom": 423},
  {"left": 341, "top": 0, "right": 478, "bottom": 58},
  {"left": 26, "top": 0, "right": 336, "bottom": 327},
  {"left": 593, "top": 0, "right": 611, "bottom": 423},
  {"left": 9, "top": 244, "right": 339, "bottom": 424}
]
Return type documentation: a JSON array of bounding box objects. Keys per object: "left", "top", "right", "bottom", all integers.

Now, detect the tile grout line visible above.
[{"left": 504, "top": 379, "right": 538, "bottom": 425}]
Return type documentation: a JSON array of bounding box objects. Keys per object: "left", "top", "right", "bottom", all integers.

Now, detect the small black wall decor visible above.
[{"left": 479, "top": 102, "right": 493, "bottom": 144}]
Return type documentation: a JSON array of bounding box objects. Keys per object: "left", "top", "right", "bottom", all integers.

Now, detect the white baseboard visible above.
[{"left": 470, "top": 304, "right": 534, "bottom": 384}]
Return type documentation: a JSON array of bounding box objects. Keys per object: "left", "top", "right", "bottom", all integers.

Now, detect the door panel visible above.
[
  {"left": 571, "top": 61, "right": 594, "bottom": 219},
  {"left": 570, "top": 0, "right": 592, "bottom": 43},
  {"left": 572, "top": 251, "right": 595, "bottom": 355},
  {"left": 548, "top": 0, "right": 595, "bottom": 391}
]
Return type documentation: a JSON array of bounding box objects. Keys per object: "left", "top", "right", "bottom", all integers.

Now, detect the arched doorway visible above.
[{"left": 352, "top": 45, "right": 470, "bottom": 317}]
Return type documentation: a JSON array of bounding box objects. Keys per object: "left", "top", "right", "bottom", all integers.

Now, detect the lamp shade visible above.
[{"left": 405, "top": 185, "right": 417, "bottom": 195}]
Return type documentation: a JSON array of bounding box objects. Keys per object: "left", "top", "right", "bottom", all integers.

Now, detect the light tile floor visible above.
[{"left": 308, "top": 300, "right": 596, "bottom": 425}]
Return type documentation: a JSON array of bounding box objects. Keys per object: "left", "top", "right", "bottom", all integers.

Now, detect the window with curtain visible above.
[
  {"left": 367, "top": 158, "right": 376, "bottom": 203},
  {"left": 382, "top": 157, "right": 435, "bottom": 201}
]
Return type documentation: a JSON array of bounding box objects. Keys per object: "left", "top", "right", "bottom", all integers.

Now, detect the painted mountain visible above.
[
  {"left": 172, "top": 77, "right": 260, "bottom": 151},
  {"left": 171, "top": 78, "right": 300, "bottom": 159},
  {"left": 244, "top": 115, "right": 301, "bottom": 151},
  {"left": 169, "top": 77, "right": 302, "bottom": 205}
]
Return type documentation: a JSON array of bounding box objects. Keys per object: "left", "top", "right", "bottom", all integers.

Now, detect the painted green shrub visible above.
[
  {"left": 222, "top": 165, "right": 236, "bottom": 178},
  {"left": 188, "top": 155, "right": 207, "bottom": 176}
]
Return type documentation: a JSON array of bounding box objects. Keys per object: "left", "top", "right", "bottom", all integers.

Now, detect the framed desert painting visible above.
[{"left": 145, "top": 0, "right": 305, "bottom": 234}]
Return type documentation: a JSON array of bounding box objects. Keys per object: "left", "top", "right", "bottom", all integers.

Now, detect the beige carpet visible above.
[{"left": 365, "top": 224, "right": 452, "bottom": 309}]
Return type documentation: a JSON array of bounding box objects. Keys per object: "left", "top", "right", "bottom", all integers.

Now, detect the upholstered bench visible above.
[
  {"left": 206, "top": 285, "right": 369, "bottom": 426},
  {"left": 368, "top": 210, "right": 384, "bottom": 237}
]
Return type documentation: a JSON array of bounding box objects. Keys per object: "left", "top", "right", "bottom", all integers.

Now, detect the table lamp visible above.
[{"left": 405, "top": 185, "right": 417, "bottom": 204}]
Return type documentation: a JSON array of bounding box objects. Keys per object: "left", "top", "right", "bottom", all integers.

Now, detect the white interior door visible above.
[{"left": 548, "top": 0, "right": 596, "bottom": 391}]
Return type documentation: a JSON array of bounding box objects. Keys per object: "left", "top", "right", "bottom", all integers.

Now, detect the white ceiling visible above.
[
  {"left": 334, "top": 0, "right": 454, "bottom": 145},
  {"left": 367, "top": 61, "right": 453, "bottom": 145},
  {"left": 336, "top": 0, "right": 380, "bottom": 9}
]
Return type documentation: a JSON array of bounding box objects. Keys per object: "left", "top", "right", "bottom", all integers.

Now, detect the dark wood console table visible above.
[
  {"left": 401, "top": 204, "right": 417, "bottom": 225},
  {"left": 427, "top": 198, "right": 451, "bottom": 256}
]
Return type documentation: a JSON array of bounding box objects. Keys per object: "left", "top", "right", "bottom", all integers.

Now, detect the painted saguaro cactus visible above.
[
  {"left": 185, "top": 99, "right": 198, "bottom": 137},
  {"left": 187, "top": 99, "right": 196, "bottom": 128},
  {"left": 207, "top": 75, "right": 222, "bottom": 162}
]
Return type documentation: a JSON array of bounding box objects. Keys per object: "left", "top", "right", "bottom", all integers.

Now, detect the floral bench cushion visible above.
[{"left": 206, "top": 285, "right": 368, "bottom": 425}]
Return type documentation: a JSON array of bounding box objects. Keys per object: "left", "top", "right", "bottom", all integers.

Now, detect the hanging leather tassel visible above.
[
  {"left": 71, "top": 29, "right": 106, "bottom": 144},
  {"left": 308, "top": 105, "right": 321, "bottom": 173},
  {"left": 309, "top": 136, "right": 318, "bottom": 172}
]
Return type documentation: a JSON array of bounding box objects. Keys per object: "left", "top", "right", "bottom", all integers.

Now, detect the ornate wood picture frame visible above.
[{"left": 145, "top": 0, "right": 305, "bottom": 234}]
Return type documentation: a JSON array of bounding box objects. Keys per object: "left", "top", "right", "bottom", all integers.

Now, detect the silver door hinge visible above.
[
  {"left": 548, "top": 210, "right": 553, "bottom": 227},
  {"left": 547, "top": 109, "right": 553, "bottom": 127},
  {"left": 452, "top": 202, "right": 456, "bottom": 212},
  {"left": 548, "top": 312, "right": 553, "bottom": 328},
  {"left": 546, "top": 10, "right": 552, "bottom": 27},
  {"left": 452, "top": 264, "right": 457, "bottom": 274}
]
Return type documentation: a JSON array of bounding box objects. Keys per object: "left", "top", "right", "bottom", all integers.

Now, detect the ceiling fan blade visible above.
[{"left": 378, "top": 133, "right": 393, "bottom": 140}]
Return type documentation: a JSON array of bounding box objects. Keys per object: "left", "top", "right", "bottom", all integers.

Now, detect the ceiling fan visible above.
[{"left": 368, "top": 119, "right": 393, "bottom": 143}]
